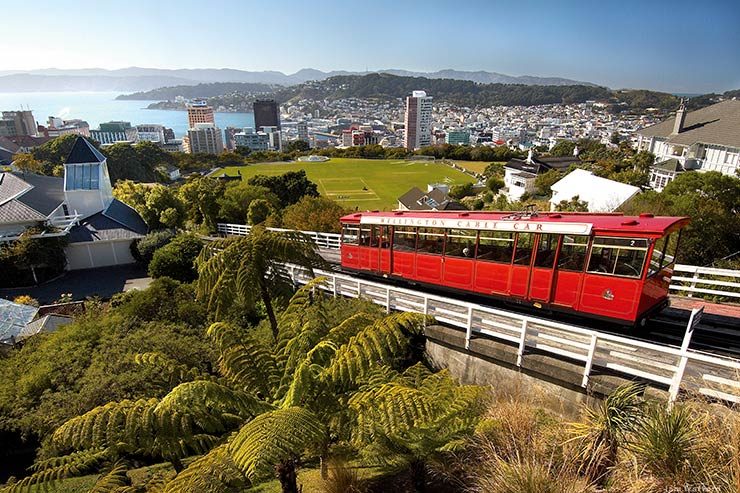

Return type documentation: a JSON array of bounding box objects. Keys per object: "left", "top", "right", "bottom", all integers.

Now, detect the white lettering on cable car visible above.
[{"left": 359, "top": 216, "right": 593, "bottom": 235}]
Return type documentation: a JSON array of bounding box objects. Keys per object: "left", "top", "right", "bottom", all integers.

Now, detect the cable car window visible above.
[
  {"left": 359, "top": 225, "right": 372, "bottom": 247},
  {"left": 588, "top": 237, "right": 648, "bottom": 278},
  {"left": 648, "top": 235, "right": 668, "bottom": 276},
  {"left": 513, "top": 233, "right": 535, "bottom": 265},
  {"left": 445, "top": 229, "right": 477, "bottom": 258},
  {"left": 557, "top": 235, "right": 588, "bottom": 271},
  {"left": 369, "top": 225, "right": 381, "bottom": 247},
  {"left": 661, "top": 232, "right": 679, "bottom": 269},
  {"left": 342, "top": 224, "right": 359, "bottom": 245},
  {"left": 417, "top": 228, "right": 445, "bottom": 255},
  {"left": 533, "top": 234, "right": 559, "bottom": 268},
  {"left": 477, "top": 231, "right": 515, "bottom": 263},
  {"left": 392, "top": 226, "right": 416, "bottom": 252},
  {"left": 377, "top": 225, "right": 391, "bottom": 249}
]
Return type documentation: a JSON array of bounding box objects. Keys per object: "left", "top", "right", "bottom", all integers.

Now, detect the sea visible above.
[{"left": 0, "top": 91, "right": 255, "bottom": 138}]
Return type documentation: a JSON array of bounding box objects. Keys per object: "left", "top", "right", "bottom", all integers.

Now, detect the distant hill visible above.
[
  {"left": 0, "top": 67, "right": 599, "bottom": 93},
  {"left": 273, "top": 73, "right": 612, "bottom": 107},
  {"left": 116, "top": 82, "right": 279, "bottom": 100}
]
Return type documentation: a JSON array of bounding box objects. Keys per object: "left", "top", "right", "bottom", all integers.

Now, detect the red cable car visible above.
[{"left": 339, "top": 210, "right": 689, "bottom": 325}]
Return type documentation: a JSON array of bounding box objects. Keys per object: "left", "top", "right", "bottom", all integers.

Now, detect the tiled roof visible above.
[
  {"left": 505, "top": 155, "right": 580, "bottom": 175},
  {"left": 637, "top": 100, "right": 740, "bottom": 149},
  {"left": 0, "top": 172, "right": 32, "bottom": 204},
  {"left": 0, "top": 298, "right": 39, "bottom": 344},
  {"left": 0, "top": 199, "right": 46, "bottom": 223},
  {"left": 68, "top": 202, "right": 147, "bottom": 243},
  {"left": 6, "top": 135, "right": 53, "bottom": 149},
  {"left": 65, "top": 137, "right": 107, "bottom": 164},
  {"left": 0, "top": 136, "right": 21, "bottom": 153},
  {"left": 652, "top": 158, "right": 684, "bottom": 173},
  {"left": 397, "top": 186, "right": 465, "bottom": 211}
]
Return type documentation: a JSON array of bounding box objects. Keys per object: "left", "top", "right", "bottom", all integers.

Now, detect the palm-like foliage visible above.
[
  {"left": 567, "top": 383, "right": 644, "bottom": 483},
  {"left": 196, "top": 226, "right": 327, "bottom": 339},
  {"left": 14, "top": 279, "right": 479, "bottom": 493}
]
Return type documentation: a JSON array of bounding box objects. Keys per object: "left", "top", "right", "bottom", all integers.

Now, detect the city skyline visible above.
[{"left": 1, "top": 0, "right": 738, "bottom": 94}]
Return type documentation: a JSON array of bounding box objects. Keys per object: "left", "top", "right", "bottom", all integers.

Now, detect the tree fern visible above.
[
  {"left": 133, "top": 352, "right": 208, "bottom": 387},
  {"left": 6, "top": 448, "right": 111, "bottom": 492},
  {"left": 228, "top": 406, "right": 326, "bottom": 481},
  {"left": 326, "top": 312, "right": 427, "bottom": 387}
]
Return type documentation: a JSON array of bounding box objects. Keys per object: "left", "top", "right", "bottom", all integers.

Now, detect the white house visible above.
[
  {"left": 0, "top": 137, "right": 148, "bottom": 270},
  {"left": 549, "top": 169, "right": 640, "bottom": 212},
  {"left": 503, "top": 149, "right": 581, "bottom": 200},
  {"left": 636, "top": 99, "right": 740, "bottom": 191}
]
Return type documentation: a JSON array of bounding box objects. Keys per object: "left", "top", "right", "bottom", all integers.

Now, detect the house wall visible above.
[
  {"left": 65, "top": 239, "right": 137, "bottom": 270},
  {"left": 504, "top": 168, "right": 535, "bottom": 200}
]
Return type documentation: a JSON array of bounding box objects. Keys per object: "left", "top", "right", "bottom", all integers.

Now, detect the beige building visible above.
[
  {"left": 185, "top": 123, "right": 224, "bottom": 154},
  {"left": 186, "top": 100, "right": 215, "bottom": 128}
]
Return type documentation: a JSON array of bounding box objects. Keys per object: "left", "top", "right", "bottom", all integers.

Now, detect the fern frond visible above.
[
  {"left": 325, "top": 312, "right": 427, "bottom": 387},
  {"left": 227, "top": 407, "right": 326, "bottom": 480},
  {"left": 89, "top": 460, "right": 130, "bottom": 493},
  {"left": 7, "top": 448, "right": 110, "bottom": 492},
  {"left": 163, "top": 445, "right": 246, "bottom": 493},
  {"left": 133, "top": 352, "right": 206, "bottom": 386},
  {"left": 207, "top": 322, "right": 281, "bottom": 397},
  {"left": 400, "top": 362, "right": 434, "bottom": 388}
]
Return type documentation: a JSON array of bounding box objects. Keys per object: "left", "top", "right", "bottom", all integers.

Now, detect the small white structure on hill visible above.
[{"left": 549, "top": 169, "right": 639, "bottom": 212}]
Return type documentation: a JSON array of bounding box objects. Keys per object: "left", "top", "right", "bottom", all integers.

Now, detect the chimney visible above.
[{"left": 672, "top": 99, "right": 687, "bottom": 135}]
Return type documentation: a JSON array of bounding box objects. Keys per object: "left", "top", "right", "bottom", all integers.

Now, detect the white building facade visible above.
[{"left": 404, "top": 90, "right": 433, "bottom": 150}]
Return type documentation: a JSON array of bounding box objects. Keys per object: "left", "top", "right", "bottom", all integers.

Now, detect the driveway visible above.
[{"left": 0, "top": 264, "right": 152, "bottom": 305}]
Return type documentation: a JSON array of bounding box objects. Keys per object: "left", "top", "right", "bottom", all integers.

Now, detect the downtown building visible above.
[
  {"left": 185, "top": 123, "right": 224, "bottom": 154},
  {"left": 0, "top": 110, "right": 37, "bottom": 137},
  {"left": 253, "top": 100, "right": 281, "bottom": 131},
  {"left": 187, "top": 100, "right": 215, "bottom": 128},
  {"left": 404, "top": 90, "right": 433, "bottom": 150},
  {"left": 90, "top": 121, "right": 138, "bottom": 145}
]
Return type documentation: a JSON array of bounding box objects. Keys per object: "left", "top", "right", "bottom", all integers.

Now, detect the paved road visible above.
[{"left": 0, "top": 264, "right": 152, "bottom": 304}]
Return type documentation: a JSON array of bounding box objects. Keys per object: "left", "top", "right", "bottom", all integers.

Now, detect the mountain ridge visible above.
[{"left": 0, "top": 67, "right": 599, "bottom": 93}]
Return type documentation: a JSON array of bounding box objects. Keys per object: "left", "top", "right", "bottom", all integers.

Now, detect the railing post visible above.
[
  {"left": 423, "top": 296, "right": 429, "bottom": 315},
  {"left": 516, "top": 320, "right": 528, "bottom": 367},
  {"left": 687, "top": 266, "right": 700, "bottom": 298},
  {"left": 385, "top": 287, "right": 391, "bottom": 314},
  {"left": 668, "top": 307, "right": 702, "bottom": 408},
  {"left": 582, "top": 334, "right": 598, "bottom": 388},
  {"left": 332, "top": 276, "right": 337, "bottom": 298},
  {"left": 356, "top": 279, "right": 361, "bottom": 298},
  {"left": 465, "top": 305, "right": 474, "bottom": 350}
]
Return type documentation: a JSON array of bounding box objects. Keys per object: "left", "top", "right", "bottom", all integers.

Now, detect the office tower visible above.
[
  {"left": 0, "top": 110, "right": 37, "bottom": 137},
  {"left": 187, "top": 100, "right": 215, "bottom": 128},
  {"left": 185, "top": 123, "right": 224, "bottom": 154},
  {"left": 404, "top": 90, "right": 433, "bottom": 150},
  {"left": 253, "top": 99, "right": 280, "bottom": 131}
]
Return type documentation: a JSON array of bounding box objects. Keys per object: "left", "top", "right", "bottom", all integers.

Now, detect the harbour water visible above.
[{"left": 0, "top": 91, "right": 255, "bottom": 138}]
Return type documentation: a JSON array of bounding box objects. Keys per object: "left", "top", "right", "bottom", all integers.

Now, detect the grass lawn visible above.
[
  {"left": 451, "top": 160, "right": 506, "bottom": 174},
  {"left": 210, "top": 158, "right": 476, "bottom": 210}
]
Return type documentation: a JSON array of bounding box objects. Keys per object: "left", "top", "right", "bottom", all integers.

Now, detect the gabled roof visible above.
[
  {"left": 0, "top": 199, "right": 46, "bottom": 224},
  {"left": 103, "top": 198, "right": 148, "bottom": 235},
  {"left": 505, "top": 155, "right": 581, "bottom": 176},
  {"left": 68, "top": 199, "right": 147, "bottom": 243},
  {"left": 65, "top": 137, "right": 107, "bottom": 164},
  {"left": 12, "top": 172, "right": 65, "bottom": 216},
  {"left": 652, "top": 158, "right": 684, "bottom": 173},
  {"left": 5, "top": 135, "right": 52, "bottom": 149},
  {"left": 17, "top": 314, "right": 71, "bottom": 341},
  {"left": 0, "top": 172, "right": 32, "bottom": 205},
  {"left": 0, "top": 298, "right": 39, "bottom": 344},
  {"left": 550, "top": 169, "right": 640, "bottom": 212},
  {"left": 0, "top": 136, "right": 21, "bottom": 153},
  {"left": 637, "top": 100, "right": 740, "bottom": 149},
  {"left": 397, "top": 186, "right": 466, "bottom": 211}
]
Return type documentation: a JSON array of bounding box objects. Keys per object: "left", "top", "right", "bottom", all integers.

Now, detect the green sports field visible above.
[{"left": 210, "top": 158, "right": 476, "bottom": 210}]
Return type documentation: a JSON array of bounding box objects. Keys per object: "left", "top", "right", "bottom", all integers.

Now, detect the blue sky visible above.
[{"left": 2, "top": 0, "right": 738, "bottom": 93}]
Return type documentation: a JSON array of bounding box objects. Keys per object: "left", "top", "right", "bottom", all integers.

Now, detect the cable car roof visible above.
[{"left": 340, "top": 210, "right": 689, "bottom": 235}]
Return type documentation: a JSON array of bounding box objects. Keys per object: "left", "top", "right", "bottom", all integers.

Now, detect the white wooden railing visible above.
[
  {"left": 217, "top": 223, "right": 740, "bottom": 301},
  {"left": 670, "top": 265, "right": 740, "bottom": 300},
  {"left": 217, "top": 223, "right": 341, "bottom": 249},
  {"left": 281, "top": 265, "right": 740, "bottom": 405}
]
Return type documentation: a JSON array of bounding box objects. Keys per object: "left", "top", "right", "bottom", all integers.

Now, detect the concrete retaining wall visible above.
[{"left": 424, "top": 325, "right": 669, "bottom": 415}]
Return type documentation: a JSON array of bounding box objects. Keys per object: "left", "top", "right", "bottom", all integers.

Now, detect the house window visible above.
[
  {"left": 65, "top": 163, "right": 100, "bottom": 190},
  {"left": 725, "top": 152, "right": 738, "bottom": 164}
]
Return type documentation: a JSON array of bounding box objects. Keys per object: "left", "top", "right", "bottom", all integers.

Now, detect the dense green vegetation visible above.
[
  {"left": 116, "top": 82, "right": 278, "bottom": 101},
  {"left": 0, "top": 229, "right": 68, "bottom": 287}
]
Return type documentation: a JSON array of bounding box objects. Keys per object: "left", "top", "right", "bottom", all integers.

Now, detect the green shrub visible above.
[
  {"left": 132, "top": 230, "right": 175, "bottom": 265},
  {"left": 148, "top": 234, "right": 204, "bottom": 282}
]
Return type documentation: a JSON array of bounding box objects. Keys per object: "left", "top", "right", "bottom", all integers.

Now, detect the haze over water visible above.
[{"left": 0, "top": 92, "right": 255, "bottom": 138}]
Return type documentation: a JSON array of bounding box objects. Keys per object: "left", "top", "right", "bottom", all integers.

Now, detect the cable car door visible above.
[{"left": 528, "top": 234, "right": 559, "bottom": 302}]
